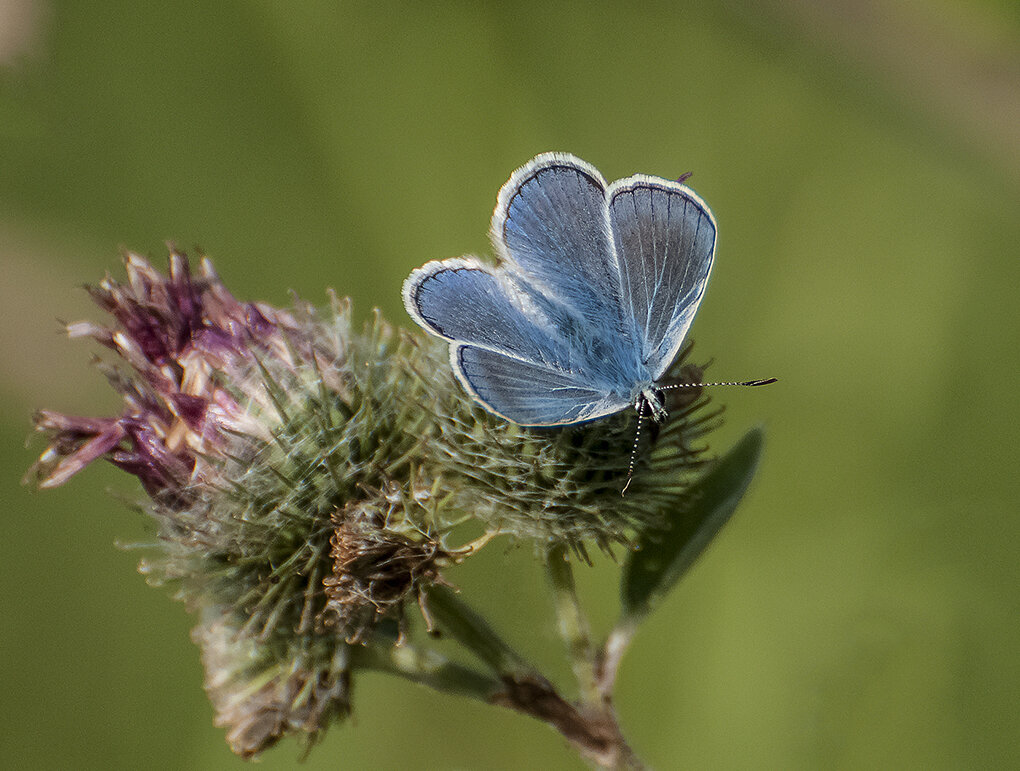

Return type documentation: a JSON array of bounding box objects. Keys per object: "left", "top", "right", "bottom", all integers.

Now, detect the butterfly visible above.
[{"left": 403, "top": 152, "right": 770, "bottom": 430}]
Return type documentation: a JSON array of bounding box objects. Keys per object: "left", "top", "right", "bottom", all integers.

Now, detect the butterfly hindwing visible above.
[
  {"left": 454, "top": 344, "right": 629, "bottom": 426},
  {"left": 403, "top": 258, "right": 570, "bottom": 367},
  {"left": 404, "top": 258, "right": 624, "bottom": 425}
]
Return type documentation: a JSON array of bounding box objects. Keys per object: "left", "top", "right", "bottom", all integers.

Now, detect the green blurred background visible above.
[{"left": 3, "top": 2, "right": 1018, "bottom": 768}]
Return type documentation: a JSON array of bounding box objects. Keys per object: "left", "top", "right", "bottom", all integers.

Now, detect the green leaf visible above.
[{"left": 620, "top": 426, "right": 765, "bottom": 623}]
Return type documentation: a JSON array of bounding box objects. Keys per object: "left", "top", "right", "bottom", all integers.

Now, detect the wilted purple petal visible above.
[
  {"left": 31, "top": 418, "right": 127, "bottom": 488},
  {"left": 245, "top": 304, "right": 277, "bottom": 340},
  {"left": 169, "top": 392, "right": 209, "bottom": 431},
  {"left": 169, "top": 251, "right": 200, "bottom": 320},
  {"left": 110, "top": 418, "right": 195, "bottom": 497},
  {"left": 66, "top": 321, "right": 115, "bottom": 346},
  {"left": 191, "top": 326, "right": 244, "bottom": 361},
  {"left": 33, "top": 409, "right": 121, "bottom": 436}
]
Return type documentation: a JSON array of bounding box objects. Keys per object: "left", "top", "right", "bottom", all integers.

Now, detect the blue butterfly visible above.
[{"left": 403, "top": 152, "right": 727, "bottom": 427}]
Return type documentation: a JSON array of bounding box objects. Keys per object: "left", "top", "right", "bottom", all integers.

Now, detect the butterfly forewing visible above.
[
  {"left": 608, "top": 178, "right": 716, "bottom": 380},
  {"left": 493, "top": 154, "right": 636, "bottom": 350}
]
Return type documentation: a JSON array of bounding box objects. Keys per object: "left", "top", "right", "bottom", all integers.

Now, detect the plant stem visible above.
[
  {"left": 421, "top": 583, "right": 539, "bottom": 681},
  {"left": 544, "top": 543, "right": 600, "bottom": 705},
  {"left": 597, "top": 617, "right": 637, "bottom": 698},
  {"left": 490, "top": 676, "right": 644, "bottom": 769},
  {"left": 418, "top": 581, "right": 644, "bottom": 768},
  {"left": 361, "top": 633, "right": 644, "bottom": 768},
  {"left": 353, "top": 639, "right": 501, "bottom": 701}
]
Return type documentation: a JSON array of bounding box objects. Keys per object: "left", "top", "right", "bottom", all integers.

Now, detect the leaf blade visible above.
[{"left": 621, "top": 426, "right": 765, "bottom": 622}]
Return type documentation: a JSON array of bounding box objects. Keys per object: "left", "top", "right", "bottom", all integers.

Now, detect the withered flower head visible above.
[{"left": 322, "top": 478, "right": 459, "bottom": 644}]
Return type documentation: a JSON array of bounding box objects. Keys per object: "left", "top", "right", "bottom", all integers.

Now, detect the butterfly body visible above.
[{"left": 403, "top": 152, "right": 716, "bottom": 427}]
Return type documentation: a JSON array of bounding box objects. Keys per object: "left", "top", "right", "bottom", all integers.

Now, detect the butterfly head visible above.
[{"left": 634, "top": 386, "right": 668, "bottom": 423}]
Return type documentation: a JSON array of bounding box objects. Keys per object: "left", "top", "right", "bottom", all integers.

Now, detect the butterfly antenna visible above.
[
  {"left": 621, "top": 398, "right": 648, "bottom": 497},
  {"left": 660, "top": 377, "right": 778, "bottom": 390}
]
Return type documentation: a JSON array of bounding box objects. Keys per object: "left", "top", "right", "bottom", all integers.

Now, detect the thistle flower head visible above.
[
  {"left": 423, "top": 347, "right": 720, "bottom": 558},
  {"left": 28, "top": 249, "right": 721, "bottom": 756}
]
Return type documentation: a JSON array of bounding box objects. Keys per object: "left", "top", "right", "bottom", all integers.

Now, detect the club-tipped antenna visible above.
[
  {"left": 660, "top": 378, "right": 778, "bottom": 390},
  {"left": 621, "top": 397, "right": 648, "bottom": 496},
  {"left": 621, "top": 378, "right": 776, "bottom": 496}
]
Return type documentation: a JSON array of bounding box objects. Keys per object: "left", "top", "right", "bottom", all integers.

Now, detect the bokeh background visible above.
[{"left": 3, "top": 2, "right": 1018, "bottom": 768}]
